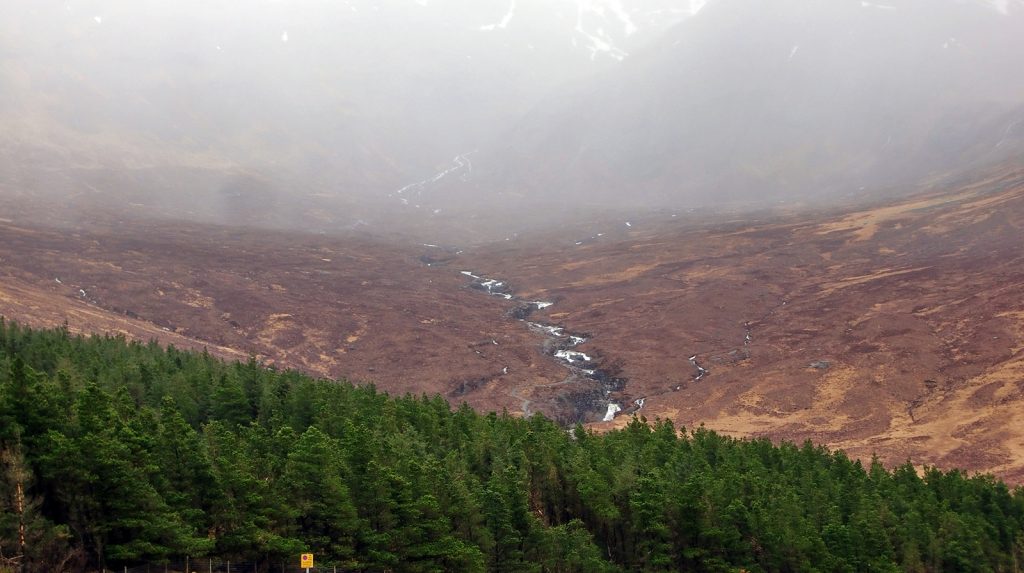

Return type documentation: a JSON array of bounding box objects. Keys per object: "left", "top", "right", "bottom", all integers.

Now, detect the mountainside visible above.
[
  {"left": 8, "top": 2, "right": 1024, "bottom": 568},
  {"left": 3, "top": 160, "right": 1024, "bottom": 480},
  {"left": 6, "top": 0, "right": 1023, "bottom": 241},
  {"left": 0, "top": 213, "right": 572, "bottom": 418},
  {"left": 461, "top": 160, "right": 1024, "bottom": 481},
  {"left": 426, "top": 0, "right": 1024, "bottom": 216},
  {"left": 0, "top": 0, "right": 699, "bottom": 234}
]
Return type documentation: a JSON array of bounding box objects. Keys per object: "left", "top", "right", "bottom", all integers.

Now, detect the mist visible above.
[{"left": 1, "top": 0, "right": 1023, "bottom": 242}]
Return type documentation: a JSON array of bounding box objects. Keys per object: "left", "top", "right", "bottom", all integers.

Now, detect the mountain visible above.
[
  {"left": 0, "top": 0, "right": 700, "bottom": 233},
  {"left": 426, "top": 0, "right": 1024, "bottom": 216},
  {"left": 459, "top": 160, "right": 1024, "bottom": 481},
  {"left": 7, "top": 0, "right": 1022, "bottom": 239},
  {"left": 4, "top": 0, "right": 1024, "bottom": 483},
  {"left": 4, "top": 158, "right": 1024, "bottom": 480}
]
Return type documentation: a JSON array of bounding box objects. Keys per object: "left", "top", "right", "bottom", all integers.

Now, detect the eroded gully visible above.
[
  {"left": 424, "top": 249, "right": 768, "bottom": 425},
  {"left": 458, "top": 269, "right": 626, "bottom": 423}
]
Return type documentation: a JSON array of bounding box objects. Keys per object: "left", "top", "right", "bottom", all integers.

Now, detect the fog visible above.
[{"left": 1, "top": 0, "right": 1022, "bottom": 241}]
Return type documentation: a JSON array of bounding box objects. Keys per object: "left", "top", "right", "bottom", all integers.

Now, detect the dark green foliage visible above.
[{"left": 2, "top": 320, "right": 1024, "bottom": 571}]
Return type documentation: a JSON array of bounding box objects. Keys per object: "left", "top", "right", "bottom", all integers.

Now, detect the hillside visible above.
[
  {"left": 0, "top": 0, "right": 698, "bottom": 235},
  {"left": 0, "top": 211, "right": 571, "bottom": 420},
  {"left": 425, "top": 0, "right": 1024, "bottom": 217},
  {"left": 6, "top": 1, "right": 1023, "bottom": 240},
  {"left": 461, "top": 161, "right": 1024, "bottom": 480},
  {"left": 6, "top": 2, "right": 1024, "bottom": 569},
  {"left": 2, "top": 162, "right": 1024, "bottom": 480}
]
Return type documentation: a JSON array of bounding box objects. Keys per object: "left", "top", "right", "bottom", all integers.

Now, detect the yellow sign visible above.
[{"left": 300, "top": 553, "right": 314, "bottom": 568}]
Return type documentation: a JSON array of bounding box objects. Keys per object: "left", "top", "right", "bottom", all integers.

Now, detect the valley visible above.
[
  {"left": 463, "top": 162, "right": 1024, "bottom": 480},
  {"left": 3, "top": 162, "right": 1024, "bottom": 480},
  {"left": 5, "top": 1, "right": 1024, "bottom": 569}
]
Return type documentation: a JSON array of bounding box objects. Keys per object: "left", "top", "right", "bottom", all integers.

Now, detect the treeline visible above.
[{"left": 1, "top": 320, "right": 1024, "bottom": 572}]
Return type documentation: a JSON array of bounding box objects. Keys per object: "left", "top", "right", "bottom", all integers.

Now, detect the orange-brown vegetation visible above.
[{"left": 2, "top": 164, "right": 1024, "bottom": 480}]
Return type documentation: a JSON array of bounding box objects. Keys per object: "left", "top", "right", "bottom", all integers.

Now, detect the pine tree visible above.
[
  {"left": 39, "top": 383, "right": 200, "bottom": 566},
  {"left": 280, "top": 426, "right": 359, "bottom": 565},
  {"left": 154, "top": 397, "right": 217, "bottom": 556}
]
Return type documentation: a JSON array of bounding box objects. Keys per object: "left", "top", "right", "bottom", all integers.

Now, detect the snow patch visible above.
[
  {"left": 981, "top": 0, "right": 1013, "bottom": 14},
  {"left": 574, "top": 4, "right": 629, "bottom": 61},
  {"left": 995, "top": 118, "right": 1023, "bottom": 148},
  {"left": 604, "top": 0, "right": 638, "bottom": 36},
  {"left": 479, "top": 0, "right": 516, "bottom": 31},
  {"left": 394, "top": 153, "right": 474, "bottom": 199}
]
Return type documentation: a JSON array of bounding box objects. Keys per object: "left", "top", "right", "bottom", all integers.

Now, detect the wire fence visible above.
[{"left": 109, "top": 559, "right": 351, "bottom": 573}]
